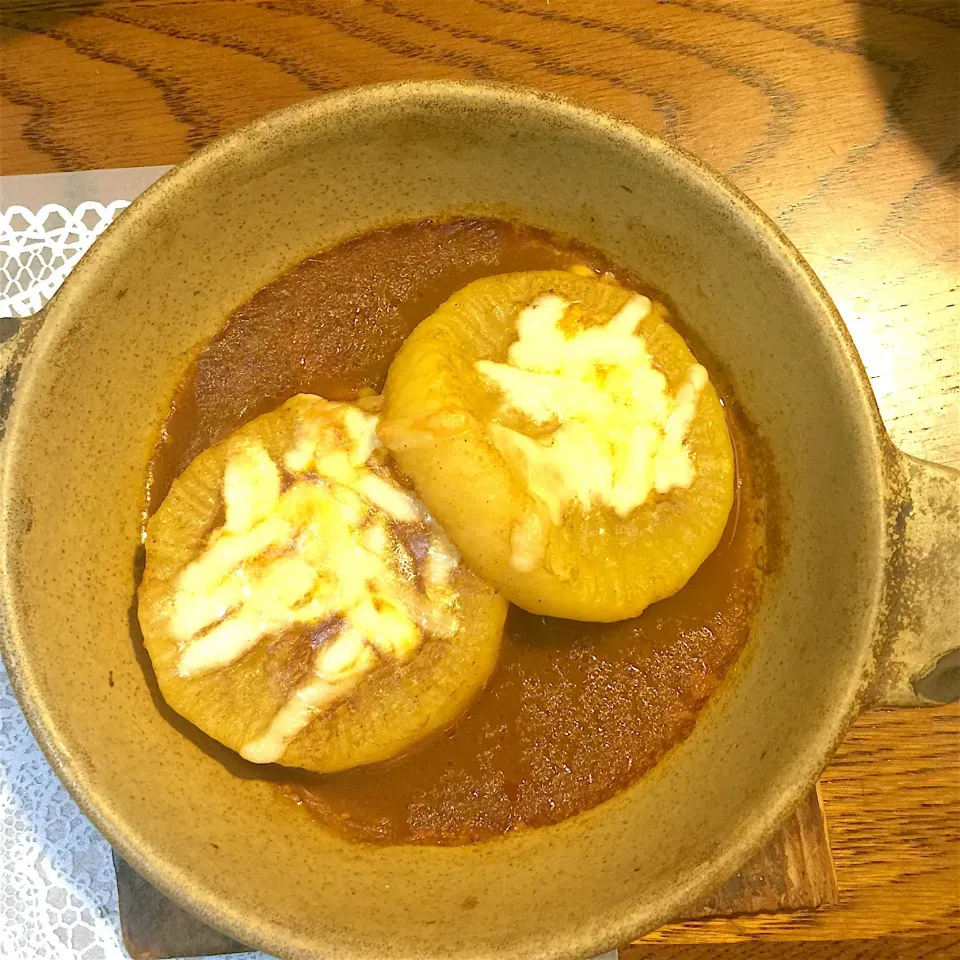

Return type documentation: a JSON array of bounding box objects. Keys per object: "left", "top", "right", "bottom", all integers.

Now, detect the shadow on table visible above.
[
  {"left": 857, "top": 1, "right": 959, "bottom": 175},
  {"left": 0, "top": 0, "right": 107, "bottom": 41}
]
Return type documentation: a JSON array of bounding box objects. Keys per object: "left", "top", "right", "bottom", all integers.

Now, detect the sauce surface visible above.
[{"left": 147, "top": 219, "right": 774, "bottom": 845}]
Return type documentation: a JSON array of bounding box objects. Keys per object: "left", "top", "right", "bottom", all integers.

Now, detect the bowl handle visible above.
[{"left": 871, "top": 447, "right": 960, "bottom": 706}]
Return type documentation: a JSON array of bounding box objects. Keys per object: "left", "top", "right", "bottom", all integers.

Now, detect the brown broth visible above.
[{"left": 146, "top": 218, "right": 773, "bottom": 845}]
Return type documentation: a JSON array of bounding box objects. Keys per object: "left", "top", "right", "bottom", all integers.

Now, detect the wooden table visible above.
[{"left": 2, "top": 1, "right": 957, "bottom": 956}]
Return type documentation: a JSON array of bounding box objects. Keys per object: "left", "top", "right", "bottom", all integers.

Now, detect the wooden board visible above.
[
  {"left": 114, "top": 854, "right": 247, "bottom": 960},
  {"left": 678, "top": 786, "right": 837, "bottom": 920},
  {"left": 114, "top": 787, "right": 837, "bottom": 959},
  {"left": 4, "top": 0, "right": 957, "bottom": 951}
]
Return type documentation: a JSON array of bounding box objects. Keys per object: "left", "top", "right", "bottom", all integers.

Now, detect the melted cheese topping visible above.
[
  {"left": 167, "top": 399, "right": 460, "bottom": 764},
  {"left": 476, "top": 294, "right": 708, "bottom": 572}
]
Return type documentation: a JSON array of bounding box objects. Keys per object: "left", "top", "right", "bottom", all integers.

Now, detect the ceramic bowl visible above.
[{"left": 1, "top": 83, "right": 957, "bottom": 960}]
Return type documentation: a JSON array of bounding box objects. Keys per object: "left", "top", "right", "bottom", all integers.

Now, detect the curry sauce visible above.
[{"left": 145, "top": 219, "right": 775, "bottom": 845}]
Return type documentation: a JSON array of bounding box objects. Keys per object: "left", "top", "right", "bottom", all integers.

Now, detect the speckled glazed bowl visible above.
[{"left": 1, "top": 83, "right": 957, "bottom": 960}]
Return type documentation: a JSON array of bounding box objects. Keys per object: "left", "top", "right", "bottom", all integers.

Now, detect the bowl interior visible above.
[{"left": 0, "top": 84, "right": 886, "bottom": 960}]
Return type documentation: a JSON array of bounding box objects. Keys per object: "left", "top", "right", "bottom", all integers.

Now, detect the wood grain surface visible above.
[{"left": 1, "top": 0, "right": 957, "bottom": 955}]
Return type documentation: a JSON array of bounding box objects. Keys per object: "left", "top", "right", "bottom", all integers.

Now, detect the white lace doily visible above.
[
  {"left": 0, "top": 202, "right": 130, "bottom": 319},
  {"left": 0, "top": 189, "right": 267, "bottom": 960}
]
